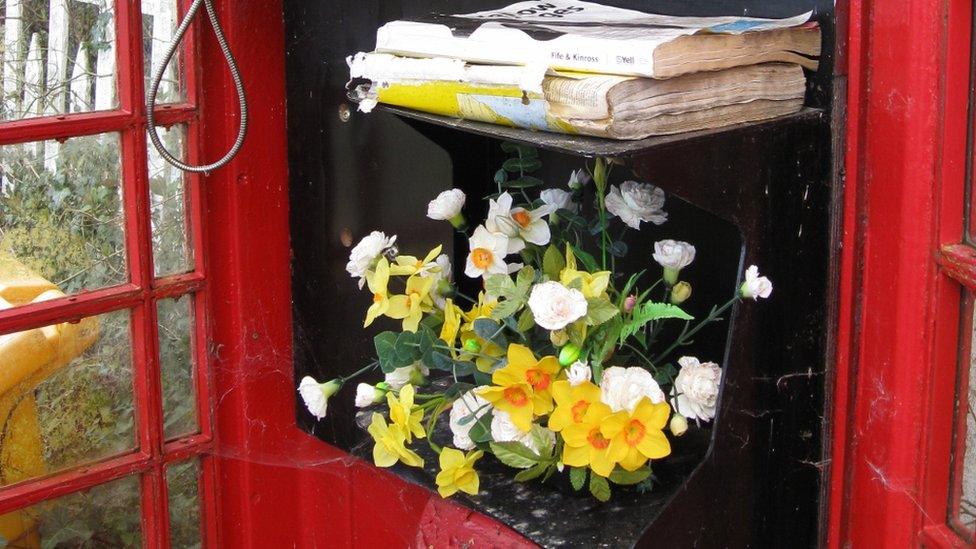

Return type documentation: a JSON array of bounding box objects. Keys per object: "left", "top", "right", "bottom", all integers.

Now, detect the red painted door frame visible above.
[{"left": 829, "top": 0, "right": 974, "bottom": 547}]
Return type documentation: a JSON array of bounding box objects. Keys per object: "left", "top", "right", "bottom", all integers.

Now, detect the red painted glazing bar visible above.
[{"left": 0, "top": 106, "right": 196, "bottom": 147}]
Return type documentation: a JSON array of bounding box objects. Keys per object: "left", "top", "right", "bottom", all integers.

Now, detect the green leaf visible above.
[
  {"left": 490, "top": 299, "right": 522, "bottom": 321},
  {"left": 610, "top": 240, "right": 628, "bottom": 258},
  {"left": 569, "top": 467, "right": 588, "bottom": 491},
  {"left": 514, "top": 463, "right": 549, "bottom": 482},
  {"left": 504, "top": 176, "right": 544, "bottom": 188},
  {"left": 589, "top": 473, "right": 612, "bottom": 502},
  {"left": 394, "top": 331, "right": 422, "bottom": 364},
  {"left": 585, "top": 297, "right": 620, "bottom": 326},
  {"left": 515, "top": 265, "right": 536, "bottom": 292},
  {"left": 490, "top": 442, "right": 540, "bottom": 469},
  {"left": 529, "top": 425, "right": 554, "bottom": 459},
  {"left": 609, "top": 467, "right": 651, "bottom": 485},
  {"left": 468, "top": 411, "right": 494, "bottom": 444},
  {"left": 374, "top": 332, "right": 399, "bottom": 373},
  {"left": 517, "top": 308, "right": 536, "bottom": 331},
  {"left": 485, "top": 274, "right": 517, "bottom": 300},
  {"left": 503, "top": 157, "right": 543, "bottom": 173},
  {"left": 620, "top": 302, "right": 694, "bottom": 343},
  {"left": 543, "top": 245, "right": 566, "bottom": 280},
  {"left": 567, "top": 322, "right": 586, "bottom": 348},
  {"left": 501, "top": 142, "right": 538, "bottom": 158},
  {"left": 494, "top": 169, "right": 507, "bottom": 185},
  {"left": 590, "top": 317, "right": 623, "bottom": 366},
  {"left": 569, "top": 244, "right": 599, "bottom": 272},
  {"left": 473, "top": 318, "right": 508, "bottom": 348}
]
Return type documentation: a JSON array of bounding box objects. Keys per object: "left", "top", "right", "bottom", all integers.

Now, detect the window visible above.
[{"left": 0, "top": 1, "right": 213, "bottom": 546}]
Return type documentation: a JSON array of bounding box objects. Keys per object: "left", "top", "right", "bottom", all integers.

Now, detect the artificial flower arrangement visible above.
[{"left": 300, "top": 144, "right": 773, "bottom": 501}]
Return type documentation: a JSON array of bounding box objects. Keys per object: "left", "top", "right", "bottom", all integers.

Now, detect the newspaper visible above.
[{"left": 375, "top": 1, "right": 813, "bottom": 78}]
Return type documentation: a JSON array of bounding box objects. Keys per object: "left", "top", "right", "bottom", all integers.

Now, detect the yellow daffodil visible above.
[
  {"left": 548, "top": 380, "right": 602, "bottom": 432},
  {"left": 363, "top": 257, "right": 393, "bottom": 327},
  {"left": 600, "top": 397, "right": 672, "bottom": 472},
  {"left": 478, "top": 344, "right": 560, "bottom": 432},
  {"left": 390, "top": 245, "right": 444, "bottom": 277},
  {"left": 560, "top": 245, "right": 610, "bottom": 299},
  {"left": 560, "top": 399, "right": 622, "bottom": 477},
  {"left": 439, "top": 299, "right": 462, "bottom": 356},
  {"left": 386, "top": 274, "right": 435, "bottom": 332},
  {"left": 387, "top": 384, "right": 426, "bottom": 443},
  {"left": 367, "top": 412, "right": 424, "bottom": 468},
  {"left": 435, "top": 447, "right": 483, "bottom": 498}
]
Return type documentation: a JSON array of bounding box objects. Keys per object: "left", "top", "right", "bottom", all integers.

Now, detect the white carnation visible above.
[
  {"left": 605, "top": 181, "right": 667, "bottom": 230},
  {"left": 670, "top": 357, "right": 722, "bottom": 422},
  {"left": 355, "top": 383, "right": 380, "bottom": 408},
  {"left": 527, "top": 281, "right": 588, "bottom": 331},
  {"left": 298, "top": 376, "right": 340, "bottom": 420},
  {"left": 599, "top": 366, "right": 665, "bottom": 413},
  {"left": 566, "top": 361, "right": 592, "bottom": 386},
  {"left": 427, "top": 188, "right": 466, "bottom": 220},
  {"left": 652, "top": 240, "right": 696, "bottom": 270},
  {"left": 346, "top": 231, "right": 396, "bottom": 287},
  {"left": 384, "top": 363, "right": 429, "bottom": 391},
  {"left": 540, "top": 188, "right": 577, "bottom": 214},
  {"left": 741, "top": 265, "right": 773, "bottom": 300},
  {"left": 449, "top": 390, "right": 490, "bottom": 450}
]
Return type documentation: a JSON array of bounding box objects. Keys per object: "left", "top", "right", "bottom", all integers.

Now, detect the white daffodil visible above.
[
  {"left": 566, "top": 361, "right": 592, "bottom": 386},
  {"left": 527, "top": 281, "right": 588, "bottom": 331},
  {"left": 540, "top": 188, "right": 577, "bottom": 214},
  {"left": 567, "top": 168, "right": 591, "bottom": 190},
  {"left": 599, "top": 366, "right": 666, "bottom": 413},
  {"left": 652, "top": 240, "right": 697, "bottom": 284},
  {"left": 486, "top": 192, "right": 555, "bottom": 250},
  {"left": 605, "top": 181, "right": 667, "bottom": 230},
  {"left": 298, "top": 376, "right": 342, "bottom": 420},
  {"left": 427, "top": 188, "right": 467, "bottom": 229},
  {"left": 346, "top": 231, "right": 397, "bottom": 288},
  {"left": 670, "top": 356, "right": 722, "bottom": 422},
  {"left": 465, "top": 225, "right": 522, "bottom": 279},
  {"left": 740, "top": 265, "right": 773, "bottom": 300},
  {"left": 449, "top": 390, "right": 491, "bottom": 450}
]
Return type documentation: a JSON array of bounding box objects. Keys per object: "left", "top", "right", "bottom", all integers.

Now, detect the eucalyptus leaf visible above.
[
  {"left": 473, "top": 318, "right": 508, "bottom": 348},
  {"left": 494, "top": 168, "right": 508, "bottom": 185},
  {"left": 503, "top": 157, "right": 543, "bottom": 173},
  {"left": 505, "top": 176, "right": 544, "bottom": 188},
  {"left": 374, "top": 331, "right": 399, "bottom": 373}
]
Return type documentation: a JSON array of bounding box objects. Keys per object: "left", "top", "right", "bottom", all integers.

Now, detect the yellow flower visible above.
[
  {"left": 559, "top": 245, "right": 610, "bottom": 299},
  {"left": 478, "top": 344, "right": 560, "bottom": 432},
  {"left": 389, "top": 245, "right": 443, "bottom": 277},
  {"left": 548, "top": 380, "right": 602, "bottom": 433},
  {"left": 387, "top": 384, "right": 426, "bottom": 443},
  {"left": 363, "top": 258, "right": 392, "bottom": 327},
  {"left": 560, "top": 399, "right": 622, "bottom": 477},
  {"left": 600, "top": 397, "right": 672, "bottom": 472},
  {"left": 439, "top": 299, "right": 462, "bottom": 356},
  {"left": 386, "top": 274, "right": 435, "bottom": 332},
  {"left": 435, "top": 447, "right": 483, "bottom": 498},
  {"left": 367, "top": 412, "right": 424, "bottom": 468}
]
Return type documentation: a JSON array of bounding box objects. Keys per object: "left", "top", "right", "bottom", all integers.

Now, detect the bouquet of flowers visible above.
[{"left": 300, "top": 145, "right": 772, "bottom": 501}]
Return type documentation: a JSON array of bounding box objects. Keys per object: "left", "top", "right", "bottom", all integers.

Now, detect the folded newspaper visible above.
[{"left": 347, "top": 2, "right": 819, "bottom": 140}]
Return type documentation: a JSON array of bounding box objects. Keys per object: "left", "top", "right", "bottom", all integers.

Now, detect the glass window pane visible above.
[
  {"left": 0, "top": 308, "right": 134, "bottom": 488},
  {"left": 158, "top": 296, "right": 198, "bottom": 439},
  {"left": 1, "top": 0, "right": 117, "bottom": 121},
  {"left": 167, "top": 460, "right": 202, "bottom": 548},
  {"left": 955, "top": 294, "right": 976, "bottom": 534},
  {"left": 148, "top": 125, "right": 192, "bottom": 276},
  {"left": 0, "top": 474, "right": 141, "bottom": 547},
  {"left": 143, "top": 0, "right": 185, "bottom": 104},
  {"left": 0, "top": 133, "right": 126, "bottom": 302}
]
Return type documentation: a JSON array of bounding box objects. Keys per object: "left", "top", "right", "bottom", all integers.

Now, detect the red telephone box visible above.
[{"left": 0, "top": 0, "right": 970, "bottom": 547}]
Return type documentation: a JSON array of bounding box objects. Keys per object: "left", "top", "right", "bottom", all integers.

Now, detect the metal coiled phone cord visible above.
[{"left": 147, "top": 0, "right": 248, "bottom": 173}]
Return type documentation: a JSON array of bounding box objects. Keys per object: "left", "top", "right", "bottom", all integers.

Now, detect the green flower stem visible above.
[
  {"left": 593, "top": 157, "right": 610, "bottom": 270},
  {"left": 623, "top": 342, "right": 656, "bottom": 370},
  {"left": 424, "top": 397, "right": 450, "bottom": 454},
  {"left": 339, "top": 361, "right": 379, "bottom": 385},
  {"left": 652, "top": 296, "right": 741, "bottom": 364}
]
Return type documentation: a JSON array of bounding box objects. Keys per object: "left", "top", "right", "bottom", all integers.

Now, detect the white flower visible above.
[
  {"left": 566, "top": 361, "right": 592, "bottom": 386},
  {"left": 490, "top": 411, "right": 555, "bottom": 454},
  {"left": 605, "top": 181, "right": 667, "bottom": 230},
  {"left": 567, "top": 168, "right": 591, "bottom": 190},
  {"left": 355, "top": 383, "right": 384, "bottom": 407},
  {"left": 740, "top": 265, "right": 773, "bottom": 300},
  {"left": 527, "top": 281, "right": 588, "bottom": 331},
  {"left": 540, "top": 188, "right": 577, "bottom": 214},
  {"left": 449, "top": 390, "right": 490, "bottom": 450},
  {"left": 653, "top": 240, "right": 696, "bottom": 270},
  {"left": 485, "top": 192, "right": 555, "bottom": 250},
  {"left": 425, "top": 254, "right": 453, "bottom": 309},
  {"left": 346, "top": 231, "right": 397, "bottom": 288},
  {"left": 599, "top": 366, "right": 665, "bottom": 413},
  {"left": 427, "top": 188, "right": 466, "bottom": 220},
  {"left": 465, "top": 225, "right": 522, "bottom": 279},
  {"left": 434, "top": 254, "right": 452, "bottom": 281},
  {"left": 298, "top": 376, "right": 341, "bottom": 420},
  {"left": 670, "top": 357, "right": 722, "bottom": 422},
  {"left": 384, "top": 363, "right": 429, "bottom": 391}
]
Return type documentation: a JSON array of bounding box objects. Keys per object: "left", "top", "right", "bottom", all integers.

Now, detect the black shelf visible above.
[{"left": 374, "top": 103, "right": 826, "bottom": 159}]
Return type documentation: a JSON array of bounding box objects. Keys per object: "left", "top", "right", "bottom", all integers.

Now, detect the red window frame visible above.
[{"left": 0, "top": 1, "right": 217, "bottom": 546}]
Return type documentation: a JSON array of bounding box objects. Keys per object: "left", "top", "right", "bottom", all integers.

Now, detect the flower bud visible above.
[
  {"left": 669, "top": 414, "right": 689, "bottom": 437},
  {"left": 355, "top": 383, "right": 385, "bottom": 407},
  {"left": 408, "top": 366, "right": 428, "bottom": 387},
  {"left": 593, "top": 157, "right": 608, "bottom": 187},
  {"left": 623, "top": 295, "right": 637, "bottom": 313},
  {"left": 448, "top": 212, "right": 468, "bottom": 231},
  {"left": 463, "top": 338, "right": 482, "bottom": 353},
  {"left": 558, "top": 343, "right": 581, "bottom": 367},
  {"left": 670, "top": 282, "right": 692, "bottom": 305},
  {"left": 550, "top": 329, "right": 570, "bottom": 347}
]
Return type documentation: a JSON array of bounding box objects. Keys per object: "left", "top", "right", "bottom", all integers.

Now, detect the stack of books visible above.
[{"left": 347, "top": 1, "right": 821, "bottom": 140}]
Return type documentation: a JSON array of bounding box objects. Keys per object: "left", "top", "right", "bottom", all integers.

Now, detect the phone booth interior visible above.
[{"left": 283, "top": 1, "right": 837, "bottom": 546}]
